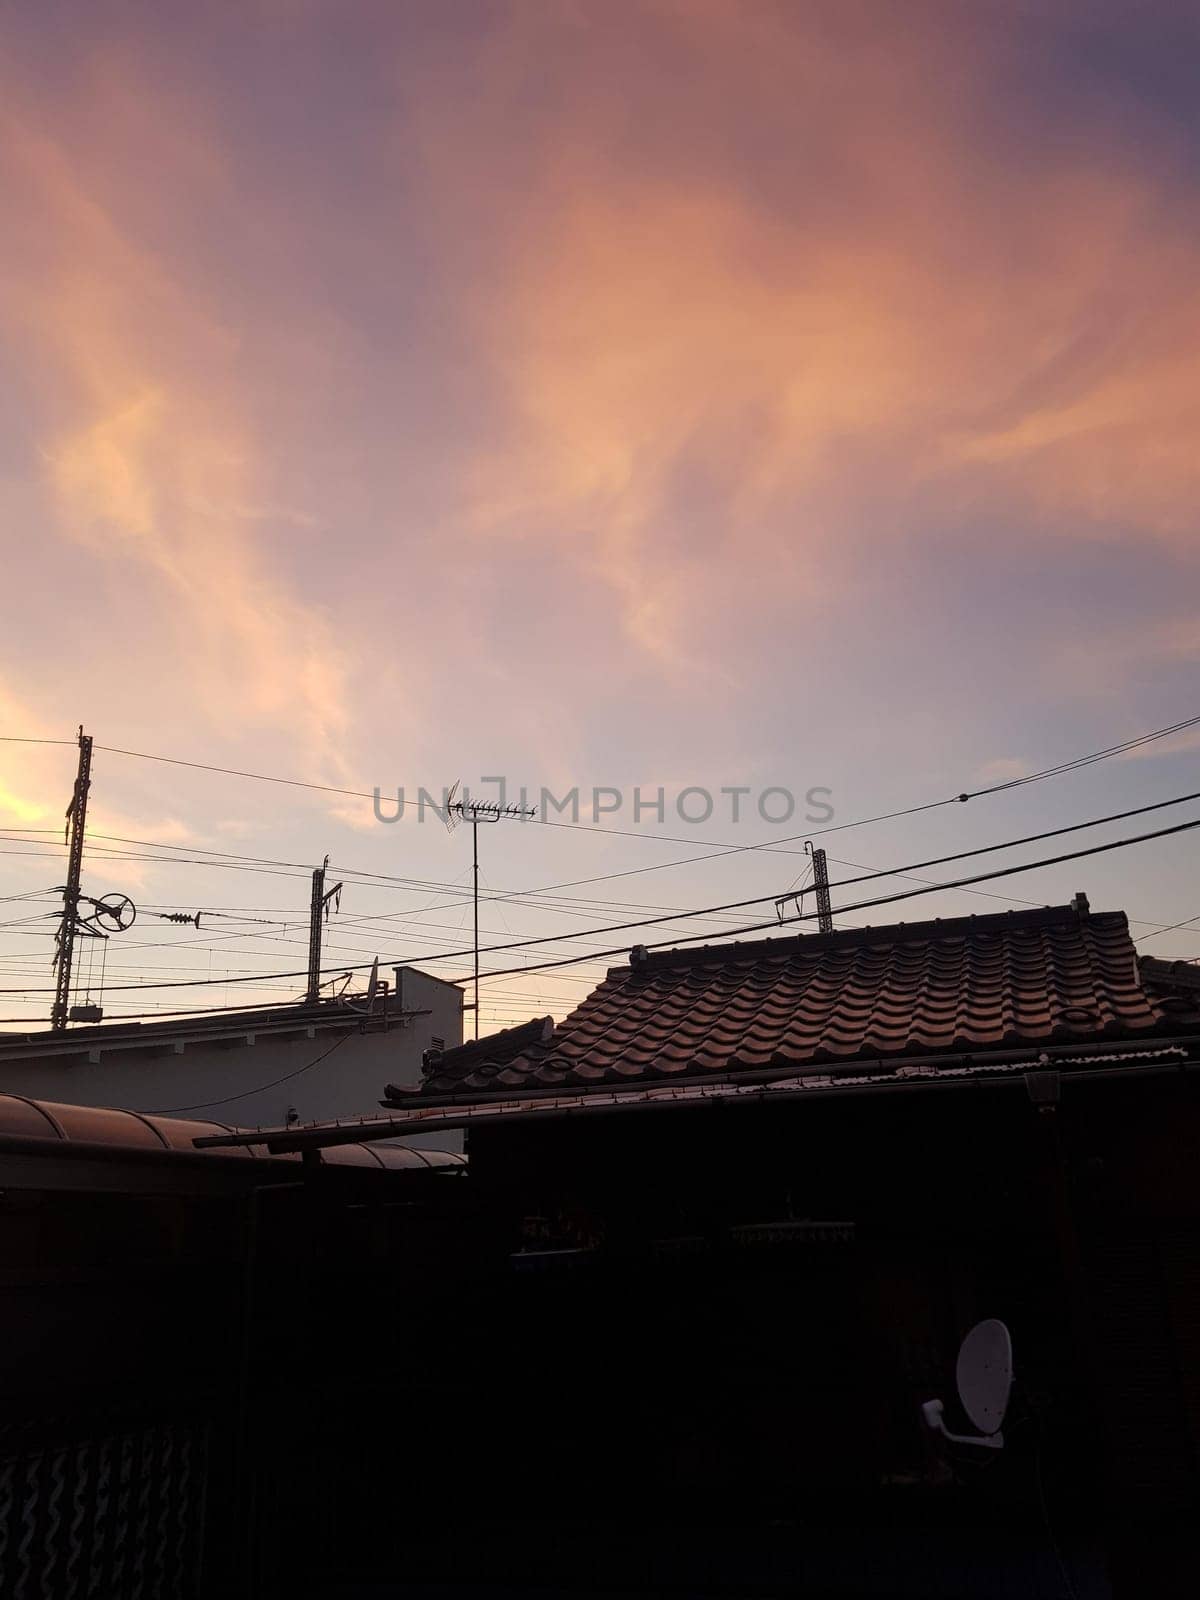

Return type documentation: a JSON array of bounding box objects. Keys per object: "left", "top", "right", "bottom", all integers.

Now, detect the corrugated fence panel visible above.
[{"left": 0, "top": 1419, "right": 207, "bottom": 1600}]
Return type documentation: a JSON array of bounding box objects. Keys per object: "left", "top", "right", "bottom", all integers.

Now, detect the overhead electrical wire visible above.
[
  {"left": 17, "top": 750, "right": 1183, "bottom": 929},
  {"left": 0, "top": 807, "right": 1187, "bottom": 1022},
  {"left": 0, "top": 737, "right": 77, "bottom": 747},
  {"left": 524, "top": 786, "right": 1200, "bottom": 944},
  {"left": 1136, "top": 912, "right": 1200, "bottom": 944},
  {"left": 4, "top": 706, "right": 1197, "bottom": 920},
  {"left": 469, "top": 812, "right": 1200, "bottom": 984},
  {"left": 5, "top": 783, "right": 1193, "bottom": 986},
  {"left": 2, "top": 807, "right": 1196, "bottom": 997},
  {"left": 0, "top": 963, "right": 604, "bottom": 1026},
  {"left": 128, "top": 888, "right": 766, "bottom": 924},
  {"left": 154, "top": 1032, "right": 353, "bottom": 1116},
  {"left": 0, "top": 829, "right": 767, "bottom": 930},
  {"left": 828, "top": 856, "right": 1051, "bottom": 914},
  {"left": 2, "top": 711, "right": 1196, "bottom": 865},
  {"left": 0, "top": 828, "right": 1189, "bottom": 993},
  {"left": 2, "top": 717, "right": 1197, "bottom": 1022},
  {"left": 0, "top": 864, "right": 1180, "bottom": 952}
]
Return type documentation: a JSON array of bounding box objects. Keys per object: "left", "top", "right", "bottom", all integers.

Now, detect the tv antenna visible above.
[
  {"left": 921, "top": 1318, "right": 1013, "bottom": 1451},
  {"left": 445, "top": 783, "right": 537, "bottom": 1038}
]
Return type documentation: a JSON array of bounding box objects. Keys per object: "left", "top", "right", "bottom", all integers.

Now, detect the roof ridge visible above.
[
  {"left": 625, "top": 903, "right": 1121, "bottom": 975},
  {"left": 421, "top": 1014, "right": 554, "bottom": 1077}
]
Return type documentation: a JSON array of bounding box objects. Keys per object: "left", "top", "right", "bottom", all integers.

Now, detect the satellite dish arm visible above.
[{"left": 920, "top": 1398, "right": 1004, "bottom": 1451}]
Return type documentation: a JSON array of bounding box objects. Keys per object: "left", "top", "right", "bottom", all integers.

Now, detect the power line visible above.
[
  {"left": 129, "top": 888, "right": 760, "bottom": 922},
  {"left": 470, "top": 812, "right": 1200, "bottom": 983},
  {"left": 154, "top": 1032, "right": 353, "bottom": 1115},
  {"left": 452, "top": 776, "right": 1200, "bottom": 907},
  {"left": 35, "top": 882, "right": 1187, "bottom": 939},
  {"left": 4, "top": 711, "right": 1196, "bottom": 865},
  {"left": 1137, "top": 912, "right": 1200, "bottom": 944},
  {"left": 6, "top": 707, "right": 1197, "bottom": 921},
  {"left": 0, "top": 996, "right": 334, "bottom": 1026},
  {"left": 967, "top": 716, "right": 1200, "bottom": 794},
  {"left": 90, "top": 712, "right": 1200, "bottom": 853},
  {"left": 3, "top": 725, "right": 1197, "bottom": 1012},
  {"left": 828, "top": 856, "right": 1050, "bottom": 913},
  {"left": 345, "top": 717, "right": 1200, "bottom": 901},
  {"left": 0, "top": 841, "right": 315, "bottom": 882},
  {"left": 2, "top": 807, "right": 1196, "bottom": 997},
  {"left": 0, "top": 962, "right": 604, "bottom": 1028},
  {"left": 98, "top": 745, "right": 381, "bottom": 804},
  {"left": 0, "top": 829, "right": 751, "bottom": 922},
  {"left": 0, "top": 829, "right": 809, "bottom": 943},
  {"left": 0, "top": 737, "right": 75, "bottom": 747},
  {"left": 0, "top": 803, "right": 1194, "bottom": 992},
  {"left": 109, "top": 786, "right": 1200, "bottom": 973},
  {"left": 0, "top": 912, "right": 624, "bottom": 966}
]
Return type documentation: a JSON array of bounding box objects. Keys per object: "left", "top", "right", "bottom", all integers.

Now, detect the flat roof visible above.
[{"left": 0, "top": 993, "right": 429, "bottom": 1066}]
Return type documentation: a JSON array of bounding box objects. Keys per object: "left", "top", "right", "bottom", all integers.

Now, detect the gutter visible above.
[
  {"left": 193, "top": 1047, "right": 1195, "bottom": 1155},
  {"left": 397, "top": 1031, "right": 1200, "bottom": 1111}
]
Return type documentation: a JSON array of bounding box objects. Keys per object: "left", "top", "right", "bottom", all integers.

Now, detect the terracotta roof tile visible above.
[{"left": 405, "top": 905, "right": 1184, "bottom": 1100}]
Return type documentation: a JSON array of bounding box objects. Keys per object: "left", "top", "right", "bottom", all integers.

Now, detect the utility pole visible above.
[
  {"left": 807, "top": 843, "right": 834, "bottom": 934},
  {"left": 51, "top": 727, "right": 93, "bottom": 1031},
  {"left": 305, "top": 856, "right": 343, "bottom": 1004},
  {"left": 448, "top": 796, "right": 536, "bottom": 1039}
]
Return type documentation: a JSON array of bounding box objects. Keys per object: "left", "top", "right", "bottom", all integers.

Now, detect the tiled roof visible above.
[
  {"left": 408, "top": 905, "right": 1190, "bottom": 1099},
  {"left": 385, "top": 1016, "right": 553, "bottom": 1103},
  {"left": 1139, "top": 954, "right": 1200, "bottom": 996}
]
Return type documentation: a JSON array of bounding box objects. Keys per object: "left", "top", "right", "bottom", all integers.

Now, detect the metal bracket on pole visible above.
[
  {"left": 306, "top": 855, "right": 343, "bottom": 1004},
  {"left": 773, "top": 842, "right": 834, "bottom": 933}
]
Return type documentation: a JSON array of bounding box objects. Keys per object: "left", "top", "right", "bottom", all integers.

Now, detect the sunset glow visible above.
[{"left": 1, "top": 1, "right": 1198, "bottom": 1030}]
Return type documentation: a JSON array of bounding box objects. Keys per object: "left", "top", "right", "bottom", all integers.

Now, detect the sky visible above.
[{"left": 1, "top": 0, "right": 1198, "bottom": 1042}]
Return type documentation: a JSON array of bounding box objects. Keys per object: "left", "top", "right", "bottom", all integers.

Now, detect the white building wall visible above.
[{"left": 0, "top": 967, "right": 463, "bottom": 1152}]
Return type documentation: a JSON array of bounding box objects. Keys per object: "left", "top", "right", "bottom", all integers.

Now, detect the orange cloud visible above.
[
  {"left": 0, "top": 78, "right": 351, "bottom": 769},
  {"left": 444, "top": 4, "right": 1200, "bottom": 670}
]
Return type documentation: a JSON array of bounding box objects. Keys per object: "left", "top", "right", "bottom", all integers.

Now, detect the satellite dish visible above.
[
  {"left": 956, "top": 1318, "right": 1012, "bottom": 1436},
  {"left": 921, "top": 1317, "right": 1013, "bottom": 1452},
  {"left": 365, "top": 957, "right": 380, "bottom": 1008}
]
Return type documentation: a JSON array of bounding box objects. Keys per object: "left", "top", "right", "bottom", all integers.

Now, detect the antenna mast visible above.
[
  {"left": 773, "top": 840, "right": 835, "bottom": 933},
  {"left": 51, "top": 727, "right": 93, "bottom": 1031},
  {"left": 448, "top": 796, "right": 536, "bottom": 1039},
  {"left": 807, "top": 843, "right": 834, "bottom": 934},
  {"left": 306, "top": 855, "right": 343, "bottom": 1003}
]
